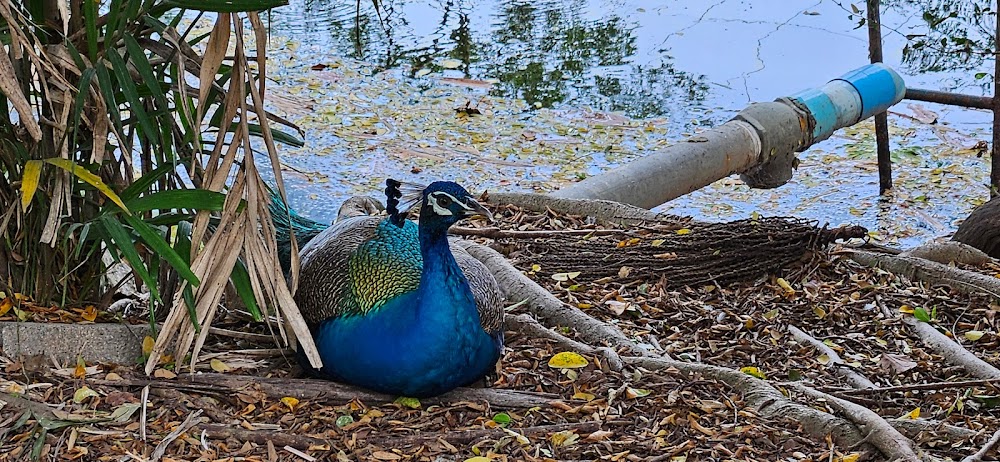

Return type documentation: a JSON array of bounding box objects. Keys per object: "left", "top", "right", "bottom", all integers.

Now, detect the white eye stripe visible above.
[{"left": 427, "top": 191, "right": 468, "bottom": 216}]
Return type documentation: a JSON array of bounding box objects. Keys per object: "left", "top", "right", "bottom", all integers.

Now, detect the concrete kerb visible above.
[{"left": 0, "top": 321, "right": 152, "bottom": 366}]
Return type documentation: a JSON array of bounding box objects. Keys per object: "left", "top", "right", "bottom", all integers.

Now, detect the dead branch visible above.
[
  {"left": 788, "top": 325, "right": 876, "bottom": 389},
  {"left": 873, "top": 297, "right": 1000, "bottom": 381},
  {"left": 455, "top": 240, "right": 652, "bottom": 357},
  {"left": 196, "top": 423, "right": 331, "bottom": 449},
  {"left": 786, "top": 383, "right": 926, "bottom": 462},
  {"left": 95, "top": 373, "right": 560, "bottom": 409},
  {"left": 962, "top": 428, "right": 1000, "bottom": 462},
  {"left": 151, "top": 410, "right": 203, "bottom": 462},
  {"left": 508, "top": 313, "right": 625, "bottom": 371}
]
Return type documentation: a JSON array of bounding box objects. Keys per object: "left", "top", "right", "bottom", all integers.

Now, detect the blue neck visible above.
[{"left": 417, "top": 222, "right": 467, "bottom": 294}]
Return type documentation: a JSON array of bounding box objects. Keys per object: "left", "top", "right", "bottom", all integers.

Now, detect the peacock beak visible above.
[{"left": 461, "top": 197, "right": 495, "bottom": 223}]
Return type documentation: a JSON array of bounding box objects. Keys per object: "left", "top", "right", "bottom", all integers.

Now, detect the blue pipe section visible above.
[{"left": 787, "top": 63, "right": 905, "bottom": 143}]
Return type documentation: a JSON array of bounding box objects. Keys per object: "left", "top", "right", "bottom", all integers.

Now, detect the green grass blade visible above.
[
  {"left": 106, "top": 48, "right": 158, "bottom": 146},
  {"left": 122, "top": 35, "right": 169, "bottom": 109},
  {"left": 229, "top": 123, "right": 304, "bottom": 147},
  {"left": 230, "top": 259, "right": 262, "bottom": 321},
  {"left": 126, "top": 189, "right": 226, "bottom": 212},
  {"left": 98, "top": 216, "right": 161, "bottom": 302},
  {"left": 121, "top": 214, "right": 200, "bottom": 287}
]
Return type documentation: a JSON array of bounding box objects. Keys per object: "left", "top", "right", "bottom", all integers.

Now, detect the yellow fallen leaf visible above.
[
  {"left": 650, "top": 239, "right": 665, "bottom": 246},
  {"left": 464, "top": 458, "right": 490, "bottom": 462},
  {"left": 776, "top": 278, "right": 795, "bottom": 296},
  {"left": 548, "top": 351, "right": 589, "bottom": 369},
  {"left": 904, "top": 407, "right": 920, "bottom": 419},
  {"left": 965, "top": 330, "right": 985, "bottom": 341},
  {"left": 281, "top": 396, "right": 299, "bottom": 411},
  {"left": 153, "top": 368, "right": 177, "bottom": 379},
  {"left": 81, "top": 305, "right": 97, "bottom": 322},
  {"left": 551, "top": 271, "right": 581, "bottom": 281},
  {"left": 530, "top": 264, "right": 541, "bottom": 273},
  {"left": 840, "top": 453, "right": 861, "bottom": 462},
  {"left": 105, "top": 372, "right": 123, "bottom": 381},
  {"left": 740, "top": 366, "right": 766, "bottom": 380},
  {"left": 73, "top": 386, "right": 99, "bottom": 404},
  {"left": 210, "top": 359, "right": 232, "bottom": 373},
  {"left": 625, "top": 387, "right": 651, "bottom": 399},
  {"left": 550, "top": 430, "right": 579, "bottom": 446},
  {"left": 394, "top": 396, "right": 421, "bottom": 409},
  {"left": 675, "top": 228, "right": 692, "bottom": 235},
  {"left": 813, "top": 306, "right": 827, "bottom": 319},
  {"left": 0, "top": 297, "right": 12, "bottom": 316},
  {"left": 74, "top": 357, "right": 87, "bottom": 379},
  {"left": 142, "top": 336, "right": 155, "bottom": 356},
  {"left": 762, "top": 309, "right": 779, "bottom": 320},
  {"left": 899, "top": 305, "right": 914, "bottom": 314},
  {"left": 817, "top": 354, "right": 831, "bottom": 365},
  {"left": 572, "top": 390, "right": 596, "bottom": 401}
]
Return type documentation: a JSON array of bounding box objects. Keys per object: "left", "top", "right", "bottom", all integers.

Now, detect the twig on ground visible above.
[
  {"left": 150, "top": 409, "right": 203, "bottom": 462},
  {"left": 196, "top": 423, "right": 330, "bottom": 449},
  {"left": 834, "top": 378, "right": 1000, "bottom": 397},
  {"left": 788, "top": 325, "right": 876, "bottom": 389},
  {"left": 962, "top": 428, "right": 1000, "bottom": 462},
  {"left": 367, "top": 421, "right": 605, "bottom": 448}
]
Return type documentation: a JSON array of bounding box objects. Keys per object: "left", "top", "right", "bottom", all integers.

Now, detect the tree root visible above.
[
  {"left": 788, "top": 325, "right": 876, "bottom": 389},
  {"left": 962, "top": 427, "right": 1000, "bottom": 462},
  {"left": 889, "top": 418, "right": 979, "bottom": 441},
  {"left": 484, "top": 192, "right": 686, "bottom": 226},
  {"left": 455, "top": 240, "right": 653, "bottom": 358},
  {"left": 96, "top": 373, "right": 560, "bottom": 409},
  {"left": 900, "top": 241, "right": 994, "bottom": 267},
  {"left": 847, "top": 249, "right": 1000, "bottom": 299},
  {"left": 507, "top": 313, "right": 625, "bottom": 371},
  {"left": 870, "top": 296, "right": 1000, "bottom": 381},
  {"left": 786, "top": 383, "right": 927, "bottom": 461}
]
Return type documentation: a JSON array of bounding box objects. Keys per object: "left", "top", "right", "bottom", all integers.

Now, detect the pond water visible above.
[{"left": 262, "top": 0, "right": 995, "bottom": 247}]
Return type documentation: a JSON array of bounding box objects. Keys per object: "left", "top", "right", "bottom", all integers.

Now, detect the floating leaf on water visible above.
[
  {"left": 439, "top": 59, "right": 462, "bottom": 69},
  {"left": 548, "top": 351, "right": 589, "bottom": 369},
  {"left": 414, "top": 68, "right": 431, "bottom": 78}
]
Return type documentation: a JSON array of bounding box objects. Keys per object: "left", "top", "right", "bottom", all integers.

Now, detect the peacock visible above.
[{"left": 270, "top": 180, "right": 504, "bottom": 397}]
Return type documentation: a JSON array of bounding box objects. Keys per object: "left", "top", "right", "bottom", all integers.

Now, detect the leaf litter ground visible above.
[{"left": 3, "top": 203, "right": 1000, "bottom": 461}]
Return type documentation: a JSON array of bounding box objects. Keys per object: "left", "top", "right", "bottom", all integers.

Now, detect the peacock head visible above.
[{"left": 418, "top": 181, "right": 493, "bottom": 229}]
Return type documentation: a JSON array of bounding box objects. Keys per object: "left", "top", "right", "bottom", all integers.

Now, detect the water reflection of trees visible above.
[
  {"left": 286, "top": 0, "right": 708, "bottom": 119},
  {"left": 884, "top": 0, "right": 995, "bottom": 87}
]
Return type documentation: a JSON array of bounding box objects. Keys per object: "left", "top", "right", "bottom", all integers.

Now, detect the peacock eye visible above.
[{"left": 436, "top": 195, "right": 453, "bottom": 207}]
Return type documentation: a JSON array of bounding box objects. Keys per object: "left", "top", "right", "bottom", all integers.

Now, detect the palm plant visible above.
[{"left": 0, "top": 0, "right": 321, "bottom": 371}]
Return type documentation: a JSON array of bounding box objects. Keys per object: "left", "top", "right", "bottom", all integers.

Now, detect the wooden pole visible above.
[{"left": 867, "top": 0, "right": 893, "bottom": 194}]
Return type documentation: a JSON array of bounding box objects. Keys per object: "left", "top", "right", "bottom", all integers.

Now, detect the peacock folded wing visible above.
[{"left": 296, "top": 216, "right": 421, "bottom": 325}]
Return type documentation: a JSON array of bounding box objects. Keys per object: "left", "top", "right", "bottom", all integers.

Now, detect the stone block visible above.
[{"left": 0, "top": 322, "right": 151, "bottom": 366}]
